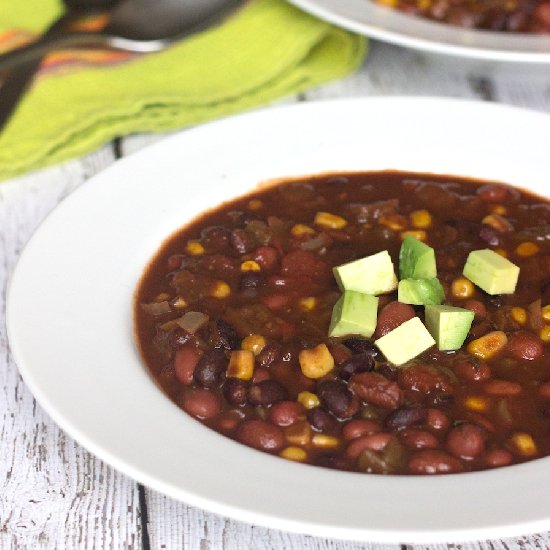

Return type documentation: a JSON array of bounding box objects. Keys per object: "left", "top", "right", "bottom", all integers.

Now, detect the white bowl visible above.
[{"left": 7, "top": 97, "right": 550, "bottom": 543}]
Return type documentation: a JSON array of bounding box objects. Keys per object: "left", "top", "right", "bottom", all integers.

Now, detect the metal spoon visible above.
[{"left": 0, "top": 0, "right": 247, "bottom": 72}]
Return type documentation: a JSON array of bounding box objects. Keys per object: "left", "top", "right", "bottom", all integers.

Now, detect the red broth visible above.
[{"left": 135, "top": 171, "right": 550, "bottom": 475}]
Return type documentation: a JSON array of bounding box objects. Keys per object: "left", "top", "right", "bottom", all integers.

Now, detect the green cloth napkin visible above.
[{"left": 0, "top": 0, "right": 367, "bottom": 180}]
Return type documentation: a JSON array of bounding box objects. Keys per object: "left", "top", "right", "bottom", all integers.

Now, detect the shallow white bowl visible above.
[
  {"left": 289, "top": 0, "right": 550, "bottom": 62},
  {"left": 7, "top": 97, "right": 550, "bottom": 543}
]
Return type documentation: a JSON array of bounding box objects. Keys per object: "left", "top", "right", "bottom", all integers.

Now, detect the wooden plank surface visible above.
[{"left": 1, "top": 39, "right": 550, "bottom": 549}]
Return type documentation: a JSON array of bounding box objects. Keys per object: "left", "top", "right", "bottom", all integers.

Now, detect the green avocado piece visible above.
[
  {"left": 463, "top": 249, "right": 519, "bottom": 295},
  {"left": 398, "top": 278, "right": 445, "bottom": 305},
  {"left": 333, "top": 250, "right": 397, "bottom": 295},
  {"left": 328, "top": 290, "right": 378, "bottom": 338},
  {"left": 425, "top": 304, "right": 475, "bottom": 351},
  {"left": 399, "top": 236, "right": 437, "bottom": 280},
  {"left": 374, "top": 317, "right": 435, "bottom": 366}
]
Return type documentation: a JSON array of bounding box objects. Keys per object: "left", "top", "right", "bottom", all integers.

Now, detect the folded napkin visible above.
[{"left": 0, "top": 0, "right": 367, "bottom": 180}]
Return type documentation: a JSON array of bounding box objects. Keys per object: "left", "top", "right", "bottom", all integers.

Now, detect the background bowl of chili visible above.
[
  {"left": 7, "top": 97, "right": 550, "bottom": 543},
  {"left": 288, "top": 0, "right": 550, "bottom": 62}
]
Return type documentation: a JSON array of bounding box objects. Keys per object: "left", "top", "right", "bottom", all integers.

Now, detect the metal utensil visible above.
[
  {"left": 0, "top": 0, "right": 117, "bottom": 132},
  {"left": 0, "top": 0, "right": 246, "bottom": 72}
]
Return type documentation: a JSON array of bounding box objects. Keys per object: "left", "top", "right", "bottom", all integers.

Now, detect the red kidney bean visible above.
[
  {"left": 194, "top": 349, "right": 227, "bottom": 388},
  {"left": 253, "top": 246, "right": 279, "bottom": 271},
  {"left": 216, "top": 413, "right": 241, "bottom": 432},
  {"left": 346, "top": 433, "right": 392, "bottom": 460},
  {"left": 400, "top": 429, "right": 439, "bottom": 450},
  {"left": 477, "top": 184, "right": 511, "bottom": 203},
  {"left": 237, "top": 420, "right": 284, "bottom": 452},
  {"left": 252, "top": 368, "right": 271, "bottom": 383},
  {"left": 454, "top": 359, "right": 491, "bottom": 382},
  {"left": 485, "top": 448, "right": 514, "bottom": 468},
  {"left": 329, "top": 343, "right": 352, "bottom": 366},
  {"left": 306, "top": 408, "right": 338, "bottom": 433},
  {"left": 181, "top": 388, "right": 221, "bottom": 419},
  {"left": 167, "top": 254, "right": 184, "bottom": 271},
  {"left": 446, "top": 423, "right": 485, "bottom": 459},
  {"left": 373, "top": 301, "right": 416, "bottom": 339},
  {"left": 484, "top": 379, "right": 523, "bottom": 396},
  {"left": 463, "top": 299, "right": 487, "bottom": 319},
  {"left": 174, "top": 345, "right": 202, "bottom": 385},
  {"left": 342, "top": 419, "right": 380, "bottom": 440},
  {"left": 223, "top": 378, "right": 249, "bottom": 406},
  {"left": 385, "top": 406, "right": 427, "bottom": 430},
  {"left": 281, "top": 249, "right": 330, "bottom": 282},
  {"left": 248, "top": 380, "right": 287, "bottom": 407},
  {"left": 426, "top": 409, "right": 451, "bottom": 432},
  {"left": 269, "top": 401, "right": 303, "bottom": 427},
  {"left": 398, "top": 364, "right": 454, "bottom": 394},
  {"left": 350, "top": 372, "right": 403, "bottom": 409},
  {"left": 538, "top": 381, "right": 550, "bottom": 399},
  {"left": 317, "top": 380, "right": 354, "bottom": 419},
  {"left": 408, "top": 450, "right": 464, "bottom": 474},
  {"left": 261, "top": 293, "right": 291, "bottom": 310},
  {"left": 507, "top": 331, "right": 544, "bottom": 361}
]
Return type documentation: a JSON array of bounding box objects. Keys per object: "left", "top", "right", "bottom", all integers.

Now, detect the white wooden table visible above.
[{"left": 2, "top": 39, "right": 550, "bottom": 549}]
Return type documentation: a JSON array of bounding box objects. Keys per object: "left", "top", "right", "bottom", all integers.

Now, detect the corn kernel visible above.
[
  {"left": 489, "top": 204, "right": 507, "bottom": 215},
  {"left": 376, "top": 0, "right": 398, "bottom": 7},
  {"left": 171, "top": 296, "right": 188, "bottom": 309},
  {"left": 516, "top": 242, "right": 539, "bottom": 257},
  {"left": 299, "top": 343, "right": 335, "bottom": 379},
  {"left": 297, "top": 391, "right": 320, "bottom": 409},
  {"left": 510, "top": 432, "right": 538, "bottom": 457},
  {"left": 509, "top": 307, "right": 526, "bottom": 325},
  {"left": 280, "top": 446, "right": 307, "bottom": 462},
  {"left": 482, "top": 214, "right": 513, "bottom": 233},
  {"left": 542, "top": 305, "right": 550, "bottom": 322},
  {"left": 312, "top": 434, "right": 340, "bottom": 448},
  {"left": 248, "top": 199, "right": 263, "bottom": 211},
  {"left": 539, "top": 326, "right": 550, "bottom": 343},
  {"left": 291, "top": 224, "right": 315, "bottom": 237},
  {"left": 464, "top": 396, "right": 489, "bottom": 412},
  {"left": 299, "top": 297, "right": 317, "bottom": 311},
  {"left": 494, "top": 248, "right": 508, "bottom": 258},
  {"left": 417, "top": 0, "right": 430, "bottom": 9},
  {"left": 379, "top": 214, "right": 408, "bottom": 231},
  {"left": 285, "top": 420, "right": 311, "bottom": 446},
  {"left": 314, "top": 212, "right": 348, "bottom": 229},
  {"left": 410, "top": 209, "right": 432, "bottom": 228},
  {"left": 241, "top": 334, "right": 266, "bottom": 356},
  {"left": 211, "top": 281, "right": 231, "bottom": 298},
  {"left": 154, "top": 292, "right": 171, "bottom": 302},
  {"left": 186, "top": 241, "right": 205, "bottom": 255},
  {"left": 451, "top": 277, "right": 475, "bottom": 299},
  {"left": 227, "top": 350, "right": 255, "bottom": 380},
  {"left": 240, "top": 260, "right": 261, "bottom": 272},
  {"left": 467, "top": 330, "right": 508, "bottom": 360},
  {"left": 400, "top": 230, "right": 427, "bottom": 242}
]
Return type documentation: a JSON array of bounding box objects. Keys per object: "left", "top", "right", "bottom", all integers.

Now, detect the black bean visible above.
[
  {"left": 317, "top": 380, "right": 353, "bottom": 419},
  {"left": 214, "top": 319, "right": 240, "bottom": 351},
  {"left": 479, "top": 225, "right": 501, "bottom": 246},
  {"left": 194, "top": 350, "right": 227, "bottom": 388},
  {"left": 342, "top": 338, "right": 381, "bottom": 357},
  {"left": 427, "top": 392, "right": 454, "bottom": 407},
  {"left": 257, "top": 343, "right": 282, "bottom": 367},
  {"left": 377, "top": 362, "right": 399, "bottom": 382},
  {"left": 248, "top": 380, "right": 287, "bottom": 407},
  {"left": 223, "top": 378, "right": 249, "bottom": 406},
  {"left": 239, "top": 272, "right": 264, "bottom": 291},
  {"left": 339, "top": 352, "right": 375, "bottom": 381},
  {"left": 307, "top": 407, "right": 338, "bottom": 433},
  {"left": 230, "top": 228, "right": 256, "bottom": 254},
  {"left": 385, "top": 407, "right": 427, "bottom": 430},
  {"left": 168, "top": 327, "right": 192, "bottom": 350}
]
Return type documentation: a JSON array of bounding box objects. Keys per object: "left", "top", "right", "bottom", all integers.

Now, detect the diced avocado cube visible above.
[
  {"left": 463, "top": 249, "right": 519, "bottom": 295},
  {"left": 398, "top": 278, "right": 445, "bottom": 305},
  {"left": 333, "top": 250, "right": 397, "bottom": 295},
  {"left": 328, "top": 290, "right": 378, "bottom": 338},
  {"left": 374, "top": 317, "right": 435, "bottom": 366},
  {"left": 399, "top": 236, "right": 437, "bottom": 279},
  {"left": 424, "top": 304, "right": 475, "bottom": 351}
]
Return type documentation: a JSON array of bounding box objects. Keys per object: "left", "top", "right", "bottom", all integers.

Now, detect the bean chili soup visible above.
[{"left": 135, "top": 171, "right": 550, "bottom": 475}]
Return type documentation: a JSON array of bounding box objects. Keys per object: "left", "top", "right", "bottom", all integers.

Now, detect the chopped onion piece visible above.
[
  {"left": 175, "top": 311, "right": 209, "bottom": 333},
  {"left": 141, "top": 301, "right": 171, "bottom": 315}
]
